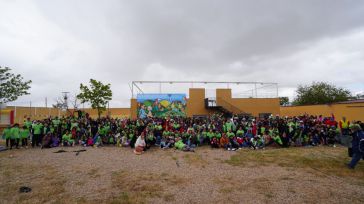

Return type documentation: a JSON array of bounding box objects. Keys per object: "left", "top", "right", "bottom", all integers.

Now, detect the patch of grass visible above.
[
  {"left": 76, "top": 197, "right": 88, "bottom": 204},
  {"left": 281, "top": 176, "right": 294, "bottom": 180},
  {"left": 87, "top": 168, "right": 100, "bottom": 178},
  {"left": 225, "top": 147, "right": 364, "bottom": 182},
  {"left": 163, "top": 193, "right": 175, "bottom": 202},
  {"left": 265, "top": 192, "right": 274, "bottom": 198},
  {"left": 109, "top": 170, "right": 185, "bottom": 204},
  {"left": 109, "top": 192, "right": 132, "bottom": 204},
  {"left": 214, "top": 176, "right": 274, "bottom": 203},
  {"left": 184, "top": 154, "right": 208, "bottom": 166},
  {"left": 0, "top": 163, "right": 68, "bottom": 204},
  {"left": 219, "top": 186, "right": 235, "bottom": 194}
]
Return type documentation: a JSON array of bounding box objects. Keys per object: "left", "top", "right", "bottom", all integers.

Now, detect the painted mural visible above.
[{"left": 137, "top": 94, "right": 187, "bottom": 118}]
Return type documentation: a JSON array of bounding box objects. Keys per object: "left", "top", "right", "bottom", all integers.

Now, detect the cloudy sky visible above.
[{"left": 1, "top": 0, "right": 364, "bottom": 107}]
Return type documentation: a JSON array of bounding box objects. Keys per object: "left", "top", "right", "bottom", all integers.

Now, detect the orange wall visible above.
[
  {"left": 280, "top": 102, "right": 364, "bottom": 121},
  {"left": 215, "top": 88, "right": 280, "bottom": 116},
  {"left": 216, "top": 89, "right": 232, "bottom": 102},
  {"left": 130, "top": 99, "right": 138, "bottom": 119},
  {"left": 7, "top": 106, "right": 68, "bottom": 124},
  {"left": 232, "top": 98, "right": 280, "bottom": 116},
  {"left": 82, "top": 108, "right": 130, "bottom": 119},
  {"left": 3, "top": 106, "right": 130, "bottom": 125},
  {"left": 186, "top": 88, "right": 213, "bottom": 117}
]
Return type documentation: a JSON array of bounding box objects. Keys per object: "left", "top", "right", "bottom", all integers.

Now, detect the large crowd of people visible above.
[{"left": 2, "top": 112, "right": 364, "bottom": 168}]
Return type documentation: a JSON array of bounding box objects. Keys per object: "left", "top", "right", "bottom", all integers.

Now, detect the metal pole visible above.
[
  {"left": 254, "top": 83, "right": 257, "bottom": 98},
  {"left": 132, "top": 82, "right": 134, "bottom": 99}
]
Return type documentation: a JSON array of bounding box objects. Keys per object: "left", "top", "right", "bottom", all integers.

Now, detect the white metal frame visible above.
[{"left": 131, "top": 81, "right": 278, "bottom": 99}]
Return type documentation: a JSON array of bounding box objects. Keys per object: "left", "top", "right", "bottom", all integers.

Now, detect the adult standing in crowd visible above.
[{"left": 347, "top": 124, "right": 364, "bottom": 169}]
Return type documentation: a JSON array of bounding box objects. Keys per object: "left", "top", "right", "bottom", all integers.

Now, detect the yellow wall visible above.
[
  {"left": 3, "top": 106, "right": 130, "bottom": 125},
  {"left": 280, "top": 102, "right": 364, "bottom": 121},
  {"left": 215, "top": 88, "right": 280, "bottom": 116},
  {"left": 186, "top": 88, "right": 213, "bottom": 117},
  {"left": 82, "top": 108, "right": 130, "bottom": 119},
  {"left": 216, "top": 89, "right": 232, "bottom": 102},
  {"left": 7, "top": 106, "right": 68, "bottom": 124},
  {"left": 130, "top": 99, "right": 138, "bottom": 119},
  {"left": 232, "top": 98, "right": 280, "bottom": 116}
]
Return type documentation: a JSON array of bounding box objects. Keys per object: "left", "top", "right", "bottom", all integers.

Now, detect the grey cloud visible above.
[{"left": 1, "top": 0, "right": 364, "bottom": 107}]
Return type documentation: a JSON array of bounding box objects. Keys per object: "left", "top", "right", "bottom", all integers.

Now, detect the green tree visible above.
[
  {"left": 279, "top": 97, "right": 289, "bottom": 106},
  {"left": 0, "top": 67, "right": 32, "bottom": 104},
  {"left": 77, "top": 79, "right": 112, "bottom": 118},
  {"left": 292, "top": 82, "right": 351, "bottom": 105}
]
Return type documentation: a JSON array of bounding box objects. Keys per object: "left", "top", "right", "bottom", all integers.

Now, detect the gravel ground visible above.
[{"left": 0, "top": 146, "right": 363, "bottom": 204}]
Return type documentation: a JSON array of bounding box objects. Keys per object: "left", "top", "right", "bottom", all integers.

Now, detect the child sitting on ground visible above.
[
  {"left": 62, "top": 130, "right": 75, "bottom": 147},
  {"left": 175, "top": 137, "right": 194, "bottom": 152},
  {"left": 210, "top": 137, "right": 219, "bottom": 148},
  {"left": 51, "top": 134, "right": 60, "bottom": 147},
  {"left": 220, "top": 133, "right": 229, "bottom": 149},
  {"left": 86, "top": 136, "right": 94, "bottom": 146}
]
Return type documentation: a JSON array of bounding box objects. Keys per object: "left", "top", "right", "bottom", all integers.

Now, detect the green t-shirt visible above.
[
  {"left": 163, "top": 131, "right": 170, "bottom": 137},
  {"left": 236, "top": 130, "right": 245, "bottom": 137},
  {"left": 24, "top": 121, "right": 32, "bottom": 129},
  {"left": 173, "top": 123, "right": 180, "bottom": 129},
  {"left": 11, "top": 127, "right": 20, "bottom": 139},
  {"left": 260, "top": 127, "right": 266, "bottom": 135},
  {"left": 224, "top": 122, "right": 233, "bottom": 132},
  {"left": 201, "top": 131, "right": 207, "bottom": 138},
  {"left": 175, "top": 140, "right": 185, "bottom": 150},
  {"left": 155, "top": 125, "right": 162, "bottom": 130},
  {"left": 215, "top": 132, "right": 222, "bottom": 139},
  {"left": 99, "top": 127, "right": 107, "bottom": 136},
  {"left": 20, "top": 129, "right": 30, "bottom": 139},
  {"left": 227, "top": 132, "right": 235, "bottom": 138},
  {"left": 52, "top": 119, "right": 61, "bottom": 127},
  {"left": 273, "top": 135, "right": 283, "bottom": 145},
  {"left": 3, "top": 128, "right": 11, "bottom": 139},
  {"left": 62, "top": 134, "right": 73, "bottom": 142},
  {"left": 71, "top": 122, "right": 79, "bottom": 130},
  {"left": 182, "top": 132, "right": 191, "bottom": 139},
  {"left": 32, "top": 124, "right": 43, "bottom": 135},
  {"left": 147, "top": 133, "right": 154, "bottom": 141},
  {"left": 207, "top": 132, "right": 215, "bottom": 139}
]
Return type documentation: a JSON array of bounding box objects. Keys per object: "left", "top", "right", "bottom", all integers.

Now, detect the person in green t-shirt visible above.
[
  {"left": 10, "top": 124, "right": 20, "bottom": 149},
  {"left": 206, "top": 129, "right": 215, "bottom": 144},
  {"left": 62, "top": 130, "right": 74, "bottom": 146},
  {"left": 226, "top": 129, "right": 235, "bottom": 139},
  {"left": 24, "top": 118, "right": 32, "bottom": 130},
  {"left": 20, "top": 126, "right": 30, "bottom": 148},
  {"left": 224, "top": 121, "right": 233, "bottom": 133},
  {"left": 32, "top": 121, "right": 43, "bottom": 147},
  {"left": 175, "top": 137, "right": 194, "bottom": 152},
  {"left": 2, "top": 126, "right": 12, "bottom": 148},
  {"left": 236, "top": 127, "right": 245, "bottom": 138},
  {"left": 214, "top": 130, "right": 222, "bottom": 139}
]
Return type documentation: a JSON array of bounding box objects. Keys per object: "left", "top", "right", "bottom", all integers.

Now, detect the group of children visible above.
[{"left": 0, "top": 113, "right": 358, "bottom": 152}]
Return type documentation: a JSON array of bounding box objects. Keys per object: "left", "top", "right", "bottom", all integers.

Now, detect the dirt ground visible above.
[{"left": 0, "top": 145, "right": 363, "bottom": 204}]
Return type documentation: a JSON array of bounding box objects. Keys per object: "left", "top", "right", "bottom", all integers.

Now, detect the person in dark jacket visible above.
[{"left": 347, "top": 124, "right": 364, "bottom": 169}]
